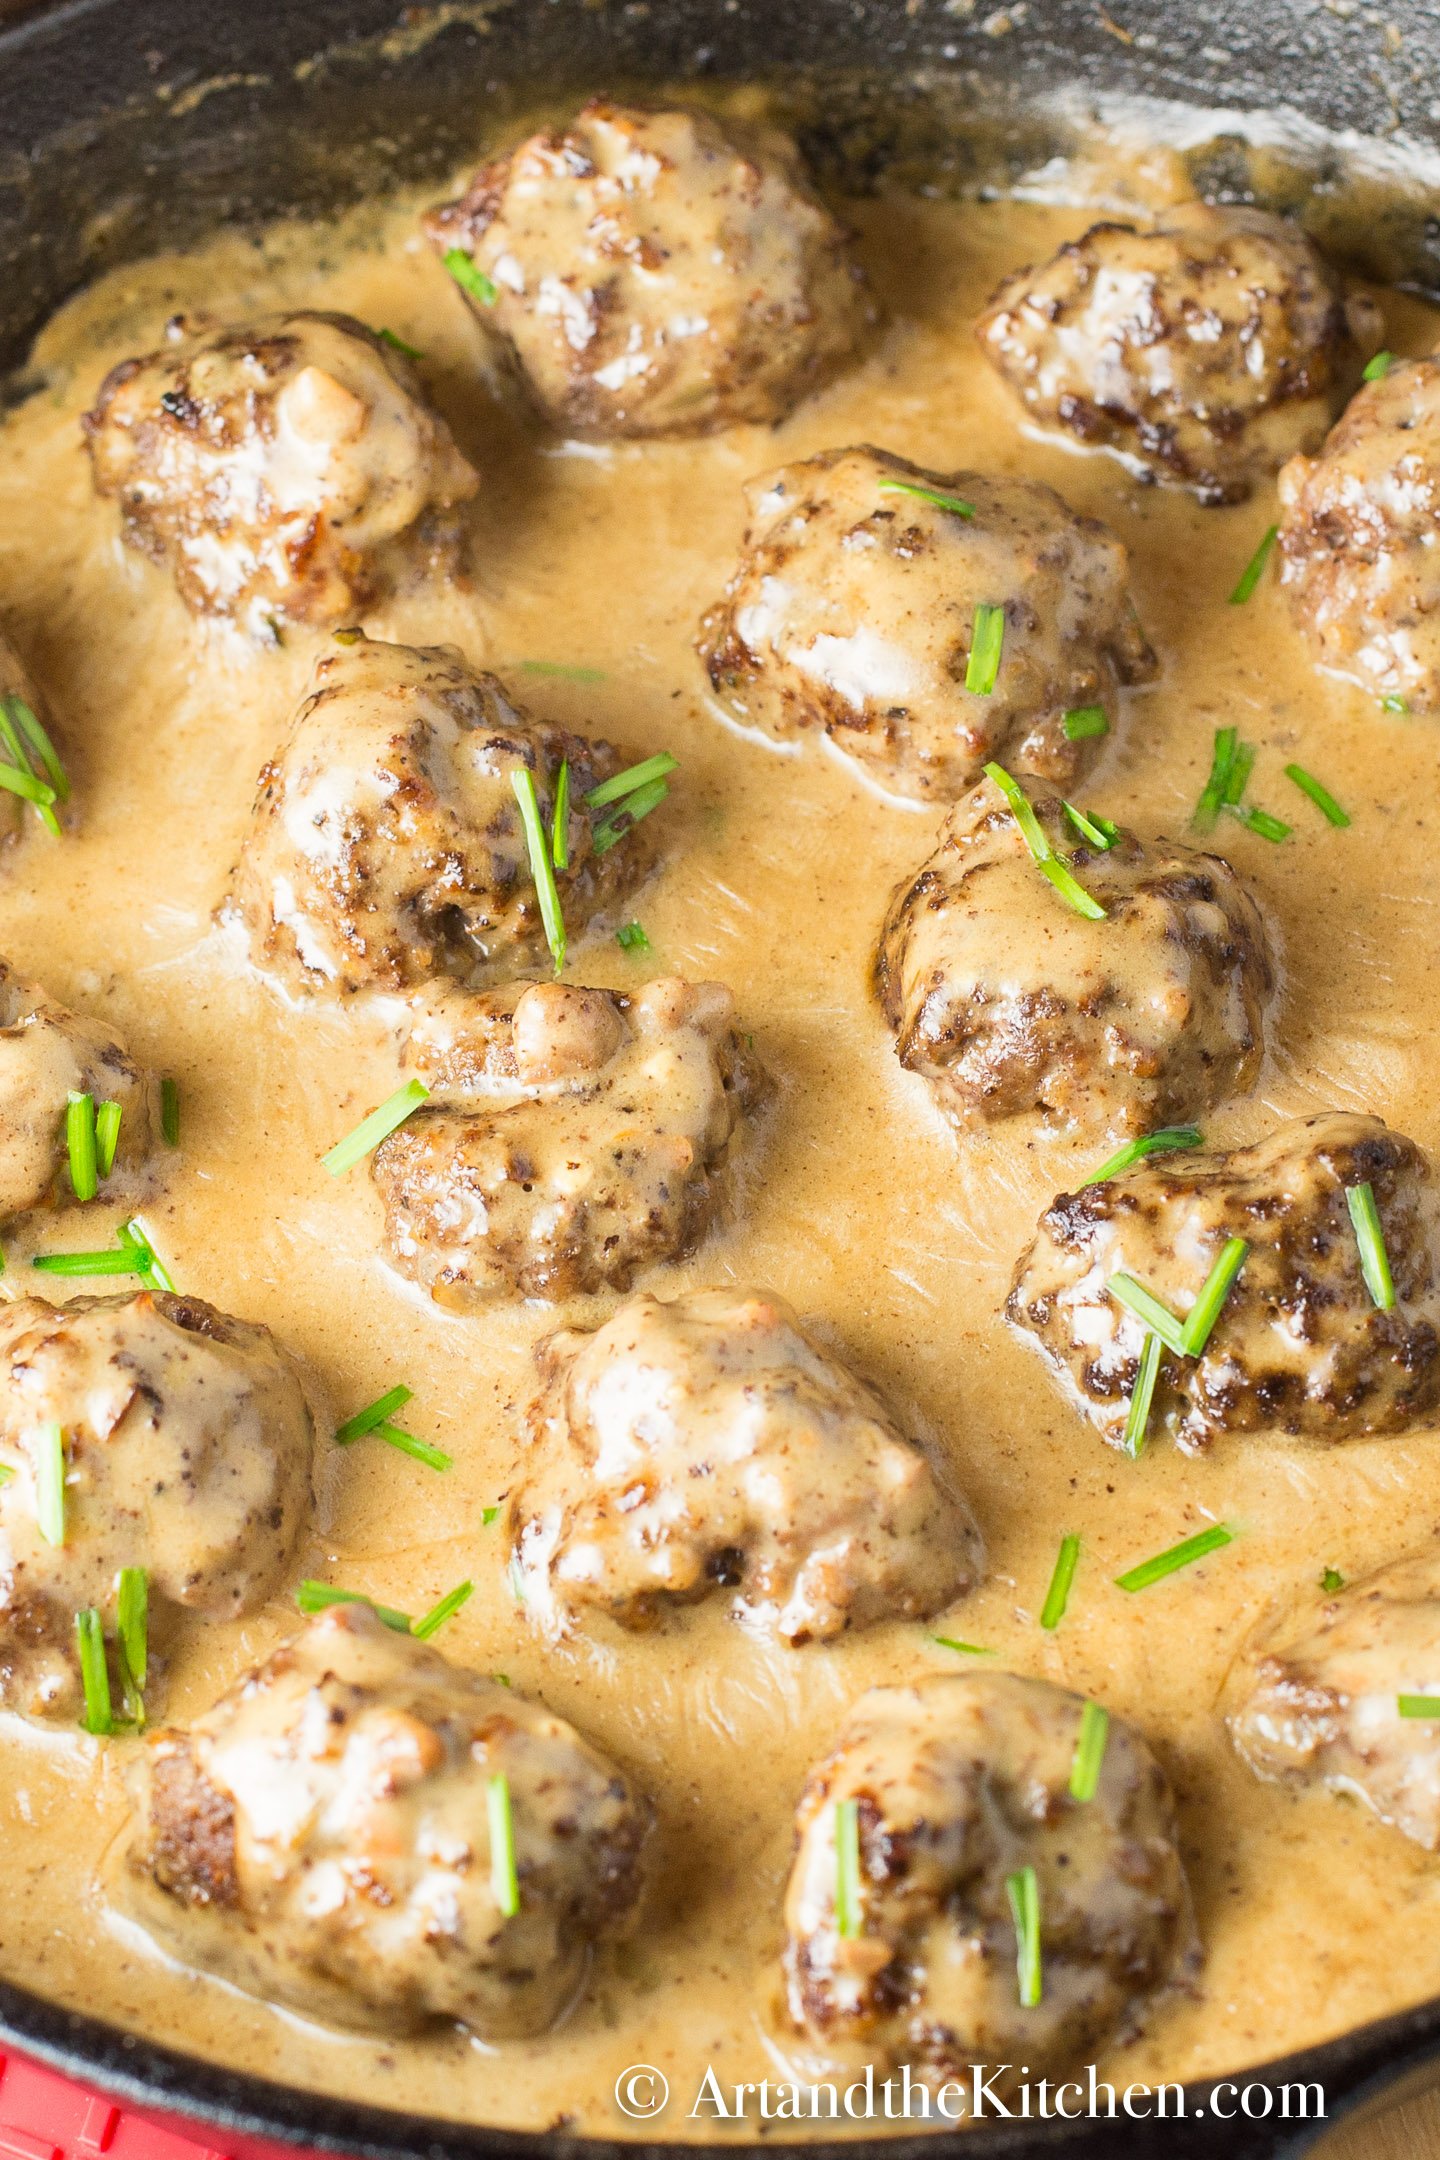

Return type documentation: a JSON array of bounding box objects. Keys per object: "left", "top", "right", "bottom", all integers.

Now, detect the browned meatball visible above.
[
  {"left": 373, "top": 977, "right": 766, "bottom": 1308},
  {"left": 877, "top": 778, "right": 1273, "bottom": 1137},
  {"left": 976, "top": 205, "right": 1381, "bottom": 504},
  {"left": 1277, "top": 354, "right": 1440, "bottom": 710},
  {"left": 1229, "top": 1552, "right": 1440, "bottom": 1850},
  {"left": 1007, "top": 1114, "right": 1440, "bottom": 1454},
  {"left": 117, "top": 1604, "right": 651, "bottom": 2037},
  {"left": 224, "top": 636, "right": 654, "bottom": 996},
  {"left": 697, "top": 447, "right": 1154, "bottom": 803},
  {"left": 83, "top": 311, "right": 477, "bottom": 634},
  {"left": 0, "top": 958, "right": 158, "bottom": 1223},
  {"left": 778, "top": 1674, "right": 1195, "bottom": 2092},
  {"left": 425, "top": 100, "right": 870, "bottom": 438},
  {"left": 512, "top": 1285, "right": 982, "bottom": 1644},
  {"left": 0, "top": 1292, "right": 315, "bottom": 1720}
]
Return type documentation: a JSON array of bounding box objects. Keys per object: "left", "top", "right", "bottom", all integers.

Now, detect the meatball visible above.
[
  {"left": 876, "top": 778, "right": 1273, "bottom": 1136},
  {"left": 0, "top": 959, "right": 158, "bottom": 1223},
  {"left": 511, "top": 1285, "right": 982, "bottom": 1644},
  {"left": 117, "top": 1603, "right": 652, "bottom": 2037},
  {"left": 224, "top": 635, "right": 654, "bottom": 996},
  {"left": 778, "top": 1673, "right": 1195, "bottom": 2092},
  {"left": 373, "top": 976, "right": 766, "bottom": 1308},
  {"left": 1229, "top": 1552, "right": 1440, "bottom": 1849},
  {"left": 83, "top": 310, "right": 478, "bottom": 634},
  {"left": 1007, "top": 1113, "right": 1440, "bottom": 1454},
  {"left": 697, "top": 447, "right": 1155, "bottom": 803},
  {"left": 0, "top": 1291, "right": 315, "bottom": 1720},
  {"left": 1277, "top": 354, "right": 1440, "bottom": 711},
  {"left": 424, "top": 99, "right": 870, "bottom": 439},
  {"left": 976, "top": 205, "right": 1381, "bottom": 504},
  {"left": 0, "top": 624, "right": 62, "bottom": 842}
]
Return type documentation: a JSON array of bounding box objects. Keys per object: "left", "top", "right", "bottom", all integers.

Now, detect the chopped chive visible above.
[
  {"left": 930, "top": 1634, "right": 994, "bottom": 1655},
  {"left": 493, "top": 1671, "right": 512, "bottom": 1687},
  {"left": 443, "top": 246, "right": 498, "bottom": 306},
  {"left": 506, "top": 1555, "right": 527, "bottom": 1604},
  {"left": 3, "top": 696, "right": 69, "bottom": 801},
  {"left": 373, "top": 1422, "right": 454, "bottom": 1472},
  {"left": 75, "top": 1609, "right": 112, "bottom": 1737},
  {"left": 1382, "top": 693, "right": 1410, "bottom": 714},
  {"left": 1115, "top": 1522, "right": 1234, "bottom": 1593},
  {"left": 295, "top": 1580, "right": 412, "bottom": 1633},
  {"left": 1061, "top": 802, "right": 1119, "bottom": 851},
  {"left": 34, "top": 1422, "right": 65, "bottom": 1546},
  {"left": 876, "top": 477, "right": 976, "bottom": 519},
  {"left": 592, "top": 775, "right": 669, "bottom": 854},
  {"left": 335, "top": 1384, "right": 413, "bottom": 1445},
  {"left": 95, "top": 1100, "right": 122, "bottom": 1179},
  {"left": 1123, "top": 1330, "right": 1165, "bottom": 1459},
  {"left": 1223, "top": 801, "right": 1291, "bottom": 843},
  {"left": 482, "top": 1505, "right": 501, "bottom": 1526},
  {"left": 0, "top": 1465, "right": 11, "bottom": 1485},
  {"left": 1321, "top": 1566, "right": 1345, "bottom": 1594},
  {"left": 322, "top": 1078, "right": 430, "bottom": 1177},
  {"left": 517, "top": 661, "right": 607, "bottom": 684},
  {"left": 1178, "top": 1237, "right": 1250, "bottom": 1355},
  {"left": 834, "top": 1797, "right": 862, "bottom": 1939},
  {"left": 1005, "top": 1864, "right": 1042, "bottom": 2008},
  {"left": 1080, "top": 1125, "right": 1203, "bottom": 1187},
  {"left": 117, "top": 1565, "right": 148, "bottom": 1719},
  {"left": 1069, "top": 1700, "right": 1110, "bottom": 1804},
  {"left": 119, "top": 1217, "right": 176, "bottom": 1293},
  {"left": 1107, "top": 1273, "right": 1188, "bottom": 1356},
  {"left": 0, "top": 762, "right": 57, "bottom": 807},
  {"left": 983, "top": 761, "right": 1052, "bottom": 863},
  {"left": 511, "top": 769, "right": 567, "bottom": 976},
  {"left": 1192, "top": 724, "right": 1238, "bottom": 830},
  {"left": 1220, "top": 739, "right": 1256, "bottom": 808},
  {"left": 616, "top": 921, "right": 651, "bottom": 953},
  {"left": 584, "top": 753, "right": 679, "bottom": 812},
  {"left": 1284, "top": 763, "right": 1350, "bottom": 828},
  {"left": 1063, "top": 705, "right": 1109, "bottom": 741},
  {"left": 550, "top": 758, "right": 570, "bottom": 873},
  {"left": 1364, "top": 350, "right": 1394, "bottom": 381},
  {"left": 965, "top": 603, "right": 1006, "bottom": 695},
  {"left": 1229, "top": 525, "right": 1278, "bottom": 605},
  {"left": 376, "top": 326, "right": 424, "bottom": 360},
  {"left": 1039, "top": 1534, "right": 1080, "bottom": 1631},
  {"left": 488, "top": 1772, "right": 521, "bottom": 1916},
  {"left": 1039, "top": 856, "right": 1108, "bottom": 920},
  {"left": 414, "top": 1578, "right": 474, "bottom": 1640},
  {"left": 1346, "top": 1181, "right": 1396, "bottom": 1311},
  {"left": 0, "top": 700, "right": 60, "bottom": 836},
  {"left": 160, "top": 1078, "right": 180, "bottom": 1147},
  {"left": 66, "top": 1092, "right": 98, "bottom": 1203},
  {"left": 1398, "top": 1694, "right": 1440, "bottom": 1717},
  {"left": 333, "top": 627, "right": 364, "bottom": 646},
  {"left": 32, "top": 1247, "right": 148, "bottom": 1277}
]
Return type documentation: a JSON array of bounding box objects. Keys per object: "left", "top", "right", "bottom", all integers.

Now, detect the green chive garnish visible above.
[
  {"left": 488, "top": 1772, "right": 521, "bottom": 1916},
  {"left": 0, "top": 696, "right": 63, "bottom": 836},
  {"left": 983, "top": 762, "right": 1106, "bottom": 920},
  {"left": 1220, "top": 740, "right": 1256, "bottom": 808},
  {"left": 1179, "top": 1237, "right": 1250, "bottom": 1354},
  {"left": 1321, "top": 1566, "right": 1345, "bottom": 1594},
  {"left": 0, "top": 1464, "right": 12, "bottom": 1484},
  {"left": 1284, "top": 763, "right": 1350, "bottom": 828},
  {"left": 3, "top": 696, "right": 68, "bottom": 801},
  {"left": 1080, "top": 1126, "right": 1203, "bottom": 1187},
  {"left": 592, "top": 775, "right": 669, "bottom": 855},
  {"left": 118, "top": 1217, "right": 176, "bottom": 1292},
  {"left": 930, "top": 1634, "right": 993, "bottom": 1655},
  {"left": 550, "top": 758, "right": 570, "bottom": 873},
  {"left": 66, "top": 1092, "right": 98, "bottom": 1203},
  {"left": 117, "top": 1565, "right": 148, "bottom": 1720},
  {"left": 296, "top": 1580, "right": 412, "bottom": 1633},
  {"left": 160, "top": 1078, "right": 180, "bottom": 1147},
  {"left": 1223, "top": 802, "right": 1291, "bottom": 843},
  {"left": 1061, "top": 802, "right": 1119, "bottom": 851},
  {"left": 377, "top": 327, "right": 424, "bottom": 360},
  {"left": 1005, "top": 1864, "right": 1042, "bottom": 2008},
  {"left": 34, "top": 1422, "right": 65, "bottom": 1546},
  {"left": 1069, "top": 1701, "right": 1109, "bottom": 1803},
  {"left": 834, "top": 1797, "right": 862, "bottom": 1939},
  {"left": 511, "top": 769, "right": 567, "bottom": 975},
  {"left": 1107, "top": 1274, "right": 1188, "bottom": 1356},
  {"left": 1364, "top": 350, "right": 1394, "bottom": 381},
  {"left": 1382, "top": 693, "right": 1410, "bottom": 714},
  {"left": 1063, "top": 706, "right": 1109, "bottom": 741},
  {"left": 372, "top": 1423, "right": 453, "bottom": 1472},
  {"left": 1346, "top": 1181, "right": 1395, "bottom": 1310},
  {"left": 75, "top": 1608, "right": 112, "bottom": 1736},
  {"left": 877, "top": 477, "right": 976, "bottom": 519},
  {"left": 322, "top": 1078, "right": 429, "bottom": 1177},
  {"left": 32, "top": 1246, "right": 148, "bottom": 1277},
  {"left": 414, "top": 1578, "right": 474, "bottom": 1639},
  {"left": 584, "top": 753, "right": 679, "bottom": 812},
  {"left": 517, "top": 661, "right": 607, "bottom": 684},
  {"left": 1039, "top": 1535, "right": 1080, "bottom": 1631},
  {"left": 965, "top": 604, "right": 1005, "bottom": 695},
  {"left": 1398, "top": 1694, "right": 1440, "bottom": 1717},
  {"left": 1039, "top": 857, "right": 1107, "bottom": 920},
  {"left": 1229, "top": 525, "right": 1278, "bottom": 605},
  {"left": 443, "top": 247, "right": 498, "bottom": 306},
  {"left": 616, "top": 921, "right": 651, "bottom": 953},
  {"left": 1123, "top": 1330, "right": 1164, "bottom": 1459},
  {"left": 336, "top": 1385, "right": 413, "bottom": 1445},
  {"left": 0, "top": 763, "right": 58, "bottom": 809},
  {"left": 95, "top": 1100, "right": 122, "bottom": 1179},
  {"left": 1192, "top": 725, "right": 1238, "bottom": 830},
  {"left": 482, "top": 1505, "right": 501, "bottom": 1526},
  {"left": 1115, "top": 1522, "right": 1234, "bottom": 1593}
]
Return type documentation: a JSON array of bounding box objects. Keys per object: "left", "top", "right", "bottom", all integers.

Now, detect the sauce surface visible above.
[{"left": 1, "top": 148, "right": 1439, "bottom": 2137}]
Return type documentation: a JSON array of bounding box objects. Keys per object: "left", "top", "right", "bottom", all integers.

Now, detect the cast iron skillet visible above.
[{"left": 3, "top": 0, "right": 1440, "bottom": 2151}]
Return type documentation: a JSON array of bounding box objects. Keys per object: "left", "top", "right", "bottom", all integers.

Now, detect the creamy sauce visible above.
[{"left": 1, "top": 157, "right": 1439, "bottom": 2139}]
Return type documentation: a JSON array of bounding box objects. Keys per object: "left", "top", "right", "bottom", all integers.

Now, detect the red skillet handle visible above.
[{"left": 0, "top": 2047, "right": 330, "bottom": 2160}]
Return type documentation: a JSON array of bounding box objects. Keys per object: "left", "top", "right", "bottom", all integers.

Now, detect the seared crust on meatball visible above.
[
  {"left": 778, "top": 1674, "right": 1196, "bottom": 2091},
  {"left": 0, "top": 958, "right": 158, "bottom": 1222},
  {"left": 225, "top": 636, "right": 653, "bottom": 995},
  {"left": 373, "top": 977, "right": 766, "bottom": 1308},
  {"left": 119, "top": 1604, "right": 652, "bottom": 2037},
  {"left": 1007, "top": 1114, "right": 1440, "bottom": 1453},
  {"left": 511, "top": 1285, "right": 982, "bottom": 1644},
  {"left": 697, "top": 447, "right": 1154, "bottom": 803},
  {"left": 0, "top": 1291, "right": 315, "bottom": 1719},
  {"left": 877, "top": 779, "right": 1274, "bottom": 1136},
  {"left": 83, "top": 311, "right": 477, "bottom": 634},
  {"left": 1277, "top": 354, "right": 1440, "bottom": 710},
  {"left": 1230, "top": 1552, "right": 1440, "bottom": 1849},
  {"left": 976, "top": 205, "right": 1381, "bottom": 504},
  {"left": 0, "top": 626, "right": 60, "bottom": 843},
  {"left": 424, "top": 99, "right": 870, "bottom": 438}
]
